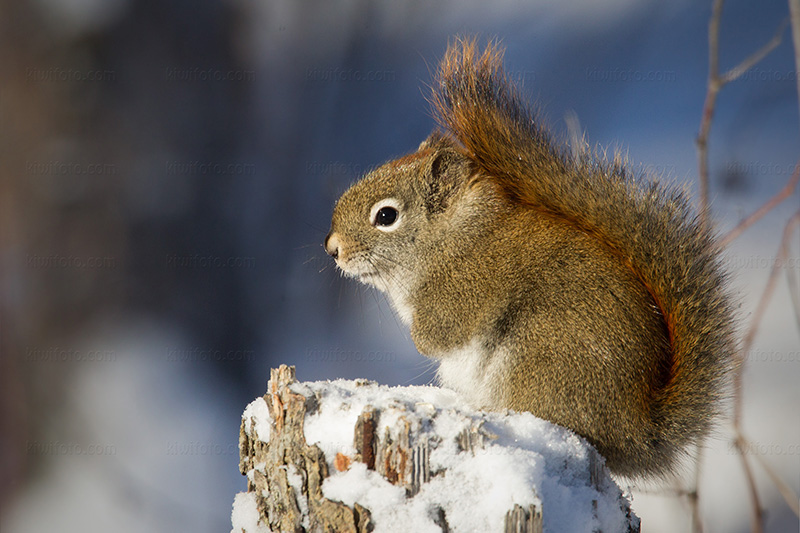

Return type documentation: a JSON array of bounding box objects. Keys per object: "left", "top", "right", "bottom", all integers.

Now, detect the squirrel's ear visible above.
[
  {"left": 418, "top": 130, "right": 446, "bottom": 151},
  {"left": 421, "top": 141, "right": 472, "bottom": 215}
]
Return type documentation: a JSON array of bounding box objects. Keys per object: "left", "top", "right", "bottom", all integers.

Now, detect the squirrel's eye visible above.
[
  {"left": 375, "top": 207, "right": 398, "bottom": 226},
  {"left": 370, "top": 198, "right": 402, "bottom": 232}
]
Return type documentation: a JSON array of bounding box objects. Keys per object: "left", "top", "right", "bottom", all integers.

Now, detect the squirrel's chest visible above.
[{"left": 435, "top": 338, "right": 509, "bottom": 410}]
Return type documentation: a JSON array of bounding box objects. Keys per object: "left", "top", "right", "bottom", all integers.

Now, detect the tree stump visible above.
[{"left": 232, "top": 365, "right": 640, "bottom": 533}]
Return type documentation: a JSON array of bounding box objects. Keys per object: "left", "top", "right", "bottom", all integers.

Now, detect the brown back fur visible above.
[{"left": 427, "top": 38, "right": 736, "bottom": 477}]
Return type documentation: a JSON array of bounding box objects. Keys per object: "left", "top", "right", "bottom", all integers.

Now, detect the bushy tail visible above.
[{"left": 430, "top": 37, "right": 736, "bottom": 473}]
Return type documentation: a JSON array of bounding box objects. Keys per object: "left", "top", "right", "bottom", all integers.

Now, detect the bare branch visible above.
[
  {"left": 695, "top": 4, "right": 798, "bottom": 533},
  {"left": 751, "top": 450, "right": 800, "bottom": 516},
  {"left": 719, "top": 162, "right": 800, "bottom": 248},
  {"left": 736, "top": 210, "right": 800, "bottom": 365},
  {"left": 790, "top": 0, "right": 800, "bottom": 123},
  {"left": 696, "top": 0, "right": 725, "bottom": 229},
  {"left": 708, "top": 0, "right": 723, "bottom": 80},
  {"left": 733, "top": 434, "right": 765, "bottom": 533},
  {"left": 787, "top": 251, "right": 800, "bottom": 331},
  {"left": 730, "top": 212, "right": 800, "bottom": 532},
  {"left": 690, "top": 445, "right": 705, "bottom": 533},
  {"left": 720, "top": 19, "right": 789, "bottom": 84},
  {"left": 734, "top": 211, "right": 800, "bottom": 420},
  {"left": 696, "top": 1, "right": 787, "bottom": 230}
]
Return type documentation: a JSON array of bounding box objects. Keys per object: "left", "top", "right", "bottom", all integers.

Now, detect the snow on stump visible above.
[{"left": 232, "top": 365, "right": 640, "bottom": 533}]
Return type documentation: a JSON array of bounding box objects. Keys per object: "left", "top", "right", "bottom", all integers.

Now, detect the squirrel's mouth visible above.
[
  {"left": 353, "top": 270, "right": 386, "bottom": 290},
  {"left": 335, "top": 260, "right": 381, "bottom": 285},
  {"left": 358, "top": 271, "right": 390, "bottom": 292},
  {"left": 351, "top": 269, "right": 381, "bottom": 284},
  {"left": 357, "top": 271, "right": 380, "bottom": 283}
]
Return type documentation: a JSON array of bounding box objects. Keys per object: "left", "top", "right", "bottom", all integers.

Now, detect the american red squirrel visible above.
[{"left": 325, "top": 38, "right": 735, "bottom": 478}]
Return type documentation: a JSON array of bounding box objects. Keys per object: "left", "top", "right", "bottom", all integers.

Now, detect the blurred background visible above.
[{"left": 1, "top": 0, "right": 797, "bottom": 531}]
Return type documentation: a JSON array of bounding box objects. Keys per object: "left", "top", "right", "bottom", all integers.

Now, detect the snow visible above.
[
  {"left": 232, "top": 378, "right": 637, "bottom": 533},
  {"left": 323, "top": 462, "right": 408, "bottom": 511},
  {"left": 231, "top": 492, "right": 271, "bottom": 533},
  {"left": 283, "top": 464, "right": 309, "bottom": 530},
  {"left": 242, "top": 397, "right": 271, "bottom": 442}
]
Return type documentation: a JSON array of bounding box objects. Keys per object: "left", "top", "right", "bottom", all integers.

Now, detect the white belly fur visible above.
[{"left": 435, "top": 338, "right": 508, "bottom": 410}]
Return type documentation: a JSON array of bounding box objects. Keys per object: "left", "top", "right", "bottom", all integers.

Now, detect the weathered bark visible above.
[
  {"left": 236, "top": 365, "right": 639, "bottom": 533},
  {"left": 239, "top": 365, "right": 372, "bottom": 533}
]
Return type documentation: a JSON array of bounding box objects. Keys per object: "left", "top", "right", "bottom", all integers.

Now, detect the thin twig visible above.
[
  {"left": 734, "top": 210, "right": 800, "bottom": 433},
  {"left": 690, "top": 445, "right": 705, "bottom": 533},
  {"left": 695, "top": 4, "right": 798, "bottom": 533},
  {"left": 697, "top": 0, "right": 725, "bottom": 229},
  {"left": 720, "top": 19, "right": 789, "bottom": 84},
  {"left": 787, "top": 251, "right": 800, "bottom": 331},
  {"left": 790, "top": 0, "right": 800, "bottom": 124},
  {"left": 699, "top": 7, "right": 795, "bottom": 520},
  {"left": 731, "top": 211, "right": 799, "bottom": 533},
  {"left": 736, "top": 211, "right": 800, "bottom": 367},
  {"left": 733, "top": 434, "right": 765, "bottom": 533},
  {"left": 750, "top": 448, "right": 800, "bottom": 516},
  {"left": 719, "top": 163, "right": 800, "bottom": 248},
  {"left": 696, "top": 0, "right": 788, "bottom": 230},
  {"left": 789, "top": 0, "right": 800, "bottom": 332}
]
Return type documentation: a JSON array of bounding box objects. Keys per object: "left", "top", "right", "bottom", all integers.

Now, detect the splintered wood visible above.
[{"left": 239, "top": 365, "right": 372, "bottom": 533}]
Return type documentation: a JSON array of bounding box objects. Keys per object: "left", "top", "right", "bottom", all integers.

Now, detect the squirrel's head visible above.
[{"left": 325, "top": 133, "right": 474, "bottom": 295}]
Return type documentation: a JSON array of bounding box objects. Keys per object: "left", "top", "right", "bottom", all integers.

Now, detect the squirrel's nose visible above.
[{"left": 324, "top": 232, "right": 340, "bottom": 259}]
